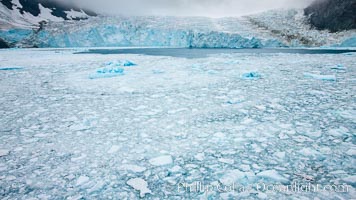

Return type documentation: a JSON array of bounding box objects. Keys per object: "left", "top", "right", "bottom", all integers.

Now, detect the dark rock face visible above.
[
  {"left": 304, "top": 0, "right": 356, "bottom": 32},
  {"left": 0, "top": 38, "right": 10, "bottom": 48},
  {"left": 0, "top": 0, "right": 97, "bottom": 20}
]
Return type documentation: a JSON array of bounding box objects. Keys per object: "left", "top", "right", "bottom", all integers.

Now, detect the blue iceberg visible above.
[
  {"left": 105, "top": 60, "right": 136, "bottom": 67},
  {"left": 88, "top": 60, "right": 137, "bottom": 79},
  {"left": 89, "top": 64, "right": 124, "bottom": 79},
  {"left": 241, "top": 72, "right": 261, "bottom": 80},
  {"left": 89, "top": 67, "right": 124, "bottom": 79}
]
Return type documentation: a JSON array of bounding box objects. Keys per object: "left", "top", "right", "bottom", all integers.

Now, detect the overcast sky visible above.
[{"left": 62, "top": 0, "right": 315, "bottom": 17}]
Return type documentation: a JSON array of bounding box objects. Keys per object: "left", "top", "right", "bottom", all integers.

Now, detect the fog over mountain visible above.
[{"left": 56, "top": 0, "right": 314, "bottom": 17}]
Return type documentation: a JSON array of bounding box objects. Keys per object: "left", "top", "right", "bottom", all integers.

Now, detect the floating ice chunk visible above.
[
  {"left": 67, "top": 195, "right": 84, "bottom": 200},
  {"left": 0, "top": 149, "right": 9, "bottom": 157},
  {"left": 6, "top": 176, "right": 16, "bottom": 181},
  {"left": 341, "top": 176, "right": 356, "bottom": 187},
  {"left": 207, "top": 70, "right": 219, "bottom": 75},
  {"left": 152, "top": 69, "right": 165, "bottom": 74},
  {"left": 346, "top": 148, "right": 356, "bottom": 156},
  {"left": 241, "top": 72, "right": 261, "bottom": 80},
  {"left": 214, "top": 132, "right": 225, "bottom": 138},
  {"left": 71, "top": 154, "right": 87, "bottom": 162},
  {"left": 303, "top": 73, "right": 336, "bottom": 81},
  {"left": 226, "top": 98, "right": 243, "bottom": 105},
  {"left": 303, "top": 131, "right": 322, "bottom": 139},
  {"left": 330, "top": 170, "right": 347, "bottom": 175},
  {"left": 105, "top": 60, "right": 136, "bottom": 67},
  {"left": 331, "top": 64, "right": 346, "bottom": 70},
  {"left": 295, "top": 173, "right": 314, "bottom": 181},
  {"left": 257, "top": 192, "right": 268, "bottom": 199},
  {"left": 219, "top": 169, "right": 246, "bottom": 185},
  {"left": 89, "top": 67, "right": 124, "bottom": 79},
  {"left": 220, "top": 170, "right": 256, "bottom": 186},
  {"left": 240, "top": 164, "right": 251, "bottom": 172},
  {"left": 298, "top": 148, "right": 324, "bottom": 160},
  {"left": 185, "top": 164, "right": 199, "bottom": 169},
  {"left": 88, "top": 180, "right": 106, "bottom": 194},
  {"left": 69, "top": 124, "right": 87, "bottom": 131},
  {"left": 336, "top": 110, "right": 356, "bottom": 121},
  {"left": 149, "top": 155, "right": 173, "bottom": 166},
  {"left": 0, "top": 67, "right": 23, "bottom": 71},
  {"left": 194, "top": 153, "right": 205, "bottom": 161},
  {"left": 76, "top": 176, "right": 89, "bottom": 186},
  {"left": 108, "top": 145, "right": 120, "bottom": 154},
  {"left": 274, "top": 152, "right": 286, "bottom": 160},
  {"left": 328, "top": 127, "right": 349, "bottom": 137},
  {"left": 170, "top": 165, "right": 182, "bottom": 173},
  {"left": 127, "top": 178, "right": 152, "bottom": 197},
  {"left": 256, "top": 170, "right": 289, "bottom": 184},
  {"left": 119, "top": 164, "right": 146, "bottom": 173},
  {"left": 218, "top": 158, "right": 235, "bottom": 164},
  {"left": 96, "top": 67, "right": 124, "bottom": 74}
]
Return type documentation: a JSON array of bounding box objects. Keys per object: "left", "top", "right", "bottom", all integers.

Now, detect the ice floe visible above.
[
  {"left": 341, "top": 176, "right": 356, "bottom": 187},
  {"left": 76, "top": 176, "right": 90, "bottom": 186},
  {"left": 336, "top": 110, "right": 356, "bottom": 121},
  {"left": 303, "top": 73, "right": 336, "bottom": 81},
  {"left": 149, "top": 155, "right": 173, "bottom": 166},
  {"left": 104, "top": 60, "right": 136, "bottom": 67},
  {"left": 256, "top": 170, "right": 289, "bottom": 184},
  {"left": 0, "top": 149, "right": 9, "bottom": 157},
  {"left": 331, "top": 64, "right": 346, "bottom": 70},
  {"left": 220, "top": 169, "right": 256, "bottom": 186},
  {"left": 88, "top": 60, "right": 137, "bottom": 79},
  {"left": 119, "top": 164, "right": 146, "bottom": 173},
  {"left": 107, "top": 145, "right": 120, "bottom": 154},
  {"left": 127, "top": 178, "right": 152, "bottom": 197},
  {"left": 89, "top": 67, "right": 124, "bottom": 79}
]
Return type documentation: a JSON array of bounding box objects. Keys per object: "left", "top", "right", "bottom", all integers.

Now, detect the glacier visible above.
[{"left": 1, "top": 9, "right": 355, "bottom": 48}]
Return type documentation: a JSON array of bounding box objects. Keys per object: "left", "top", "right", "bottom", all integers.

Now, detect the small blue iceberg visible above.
[
  {"left": 104, "top": 60, "right": 136, "bottom": 67},
  {"left": 89, "top": 60, "right": 136, "bottom": 79},
  {"left": 89, "top": 67, "right": 124, "bottom": 79},
  {"left": 241, "top": 72, "right": 261, "bottom": 80}
]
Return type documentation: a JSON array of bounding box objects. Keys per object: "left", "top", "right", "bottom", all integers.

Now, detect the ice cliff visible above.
[{"left": 0, "top": 6, "right": 355, "bottom": 48}]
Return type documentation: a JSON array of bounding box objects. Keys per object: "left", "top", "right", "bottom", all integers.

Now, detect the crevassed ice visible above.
[{"left": 1, "top": 9, "right": 355, "bottom": 48}]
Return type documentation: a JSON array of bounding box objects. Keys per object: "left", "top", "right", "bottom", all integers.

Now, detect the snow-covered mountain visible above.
[{"left": 0, "top": 0, "right": 96, "bottom": 29}]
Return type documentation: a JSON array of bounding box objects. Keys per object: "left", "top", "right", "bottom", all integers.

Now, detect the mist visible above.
[{"left": 59, "top": 0, "right": 314, "bottom": 17}]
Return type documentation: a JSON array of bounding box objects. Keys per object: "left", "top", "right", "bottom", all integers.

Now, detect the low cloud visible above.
[{"left": 58, "top": 0, "right": 314, "bottom": 17}]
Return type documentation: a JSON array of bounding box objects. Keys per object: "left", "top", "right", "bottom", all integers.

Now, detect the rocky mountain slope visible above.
[
  {"left": 304, "top": 0, "right": 356, "bottom": 32},
  {"left": 0, "top": 0, "right": 96, "bottom": 29}
]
